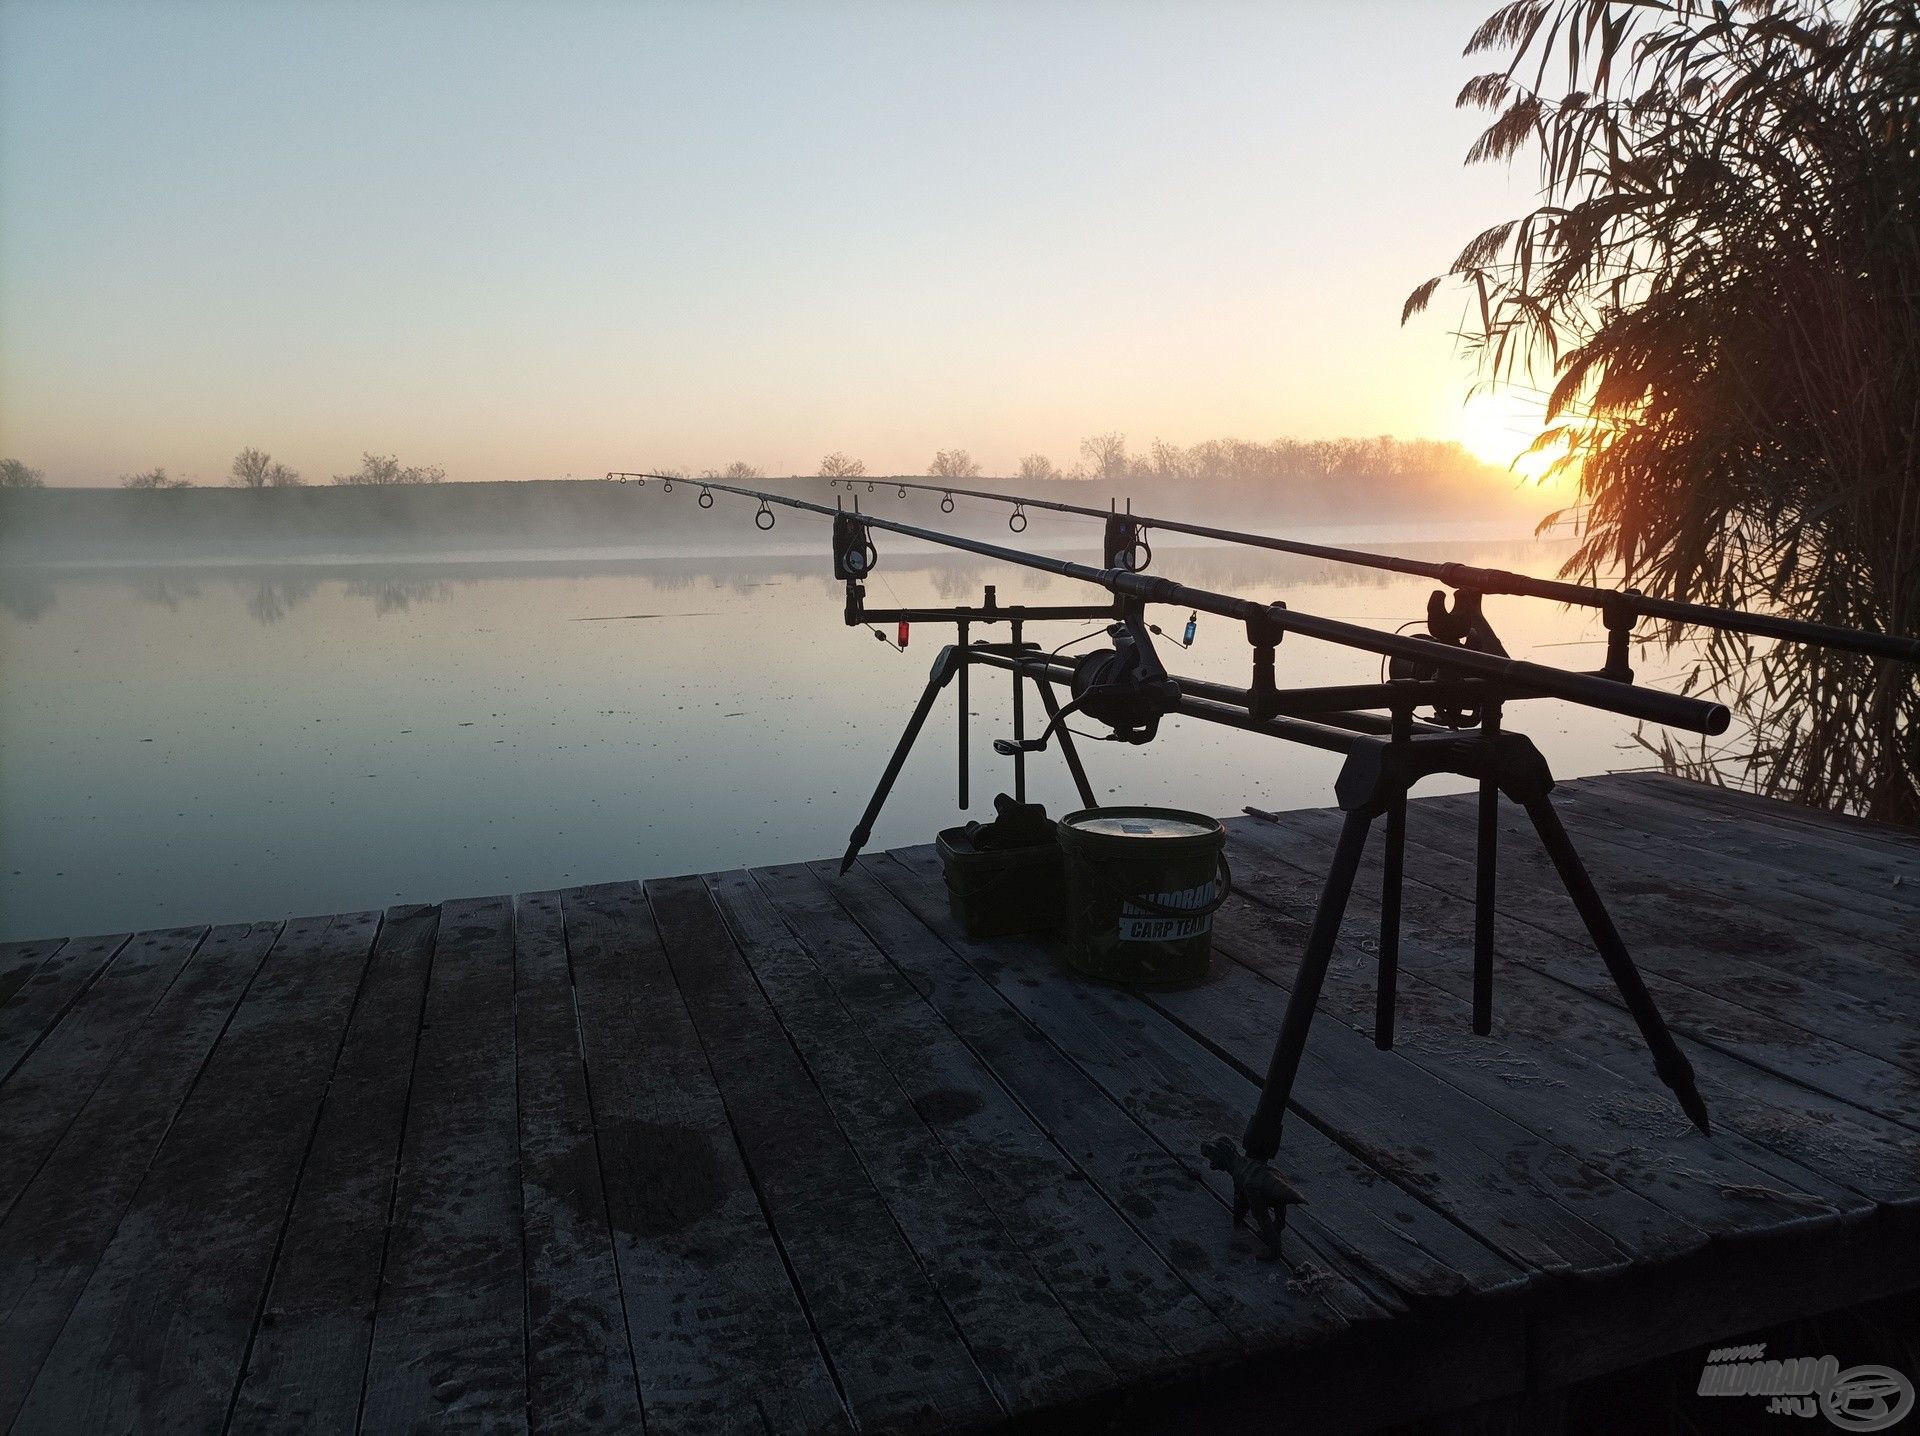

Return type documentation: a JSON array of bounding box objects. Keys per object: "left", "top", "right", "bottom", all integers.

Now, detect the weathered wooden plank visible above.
[
  {"left": 705, "top": 867, "right": 1118, "bottom": 1420},
  {"left": 558, "top": 881, "right": 850, "bottom": 1436},
  {"left": 647, "top": 874, "right": 1006, "bottom": 1435},
  {"left": 1176, "top": 984, "right": 1652, "bottom": 1271},
  {"left": 950, "top": 817, "right": 1695, "bottom": 1283},
  {"left": 513, "top": 890, "right": 646, "bottom": 1434},
  {"left": 1549, "top": 780, "right": 1919, "bottom": 941},
  {"left": 1521, "top": 783, "right": 1919, "bottom": 957},
  {"left": 1280, "top": 799, "right": 1920, "bottom": 1122},
  {"left": 866, "top": 849, "right": 1522, "bottom": 1312},
  {"left": 0, "top": 940, "right": 63, "bottom": 1008},
  {"left": 887, "top": 837, "right": 1677, "bottom": 1280},
  {"left": 0, "top": 920, "right": 281, "bottom": 1428},
  {"left": 1634, "top": 771, "right": 1920, "bottom": 849},
  {"left": 0, "top": 775, "right": 1903, "bottom": 1436},
  {"left": 360, "top": 897, "right": 527, "bottom": 1434},
  {"left": 1574, "top": 776, "right": 1920, "bottom": 908},
  {"left": 1497, "top": 785, "right": 1920, "bottom": 1061},
  {"left": 1529, "top": 1219, "right": 1920, "bottom": 1397},
  {"left": 1244, "top": 806, "right": 1920, "bottom": 1136},
  {"left": 0, "top": 931, "right": 134, "bottom": 1083},
  {"left": 858, "top": 853, "right": 1550, "bottom": 1428},
  {"left": 748, "top": 862, "right": 1222, "bottom": 1386},
  {"left": 0, "top": 927, "right": 209, "bottom": 1224},
  {"left": 1505, "top": 775, "right": 1920, "bottom": 963},
  {"left": 1209, "top": 828, "right": 1868, "bottom": 1234},
  {"left": 1223, "top": 815, "right": 1920, "bottom": 1209},
  {"left": 228, "top": 904, "right": 440, "bottom": 1434},
  {"left": 841, "top": 856, "right": 1364, "bottom": 1347},
  {"left": 8, "top": 911, "right": 377, "bottom": 1435}
]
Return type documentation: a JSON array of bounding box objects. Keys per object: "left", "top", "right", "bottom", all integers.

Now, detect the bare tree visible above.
[
  {"left": 928, "top": 449, "right": 982, "bottom": 480},
  {"left": 1079, "top": 433, "right": 1129, "bottom": 481},
  {"left": 332, "top": 453, "right": 445, "bottom": 485},
  {"left": 231, "top": 447, "right": 271, "bottom": 488},
  {"left": 120, "top": 468, "right": 192, "bottom": 489},
  {"left": 0, "top": 459, "right": 45, "bottom": 489},
  {"left": 1017, "top": 454, "right": 1061, "bottom": 482},
  {"left": 230, "top": 447, "right": 302, "bottom": 488},
  {"left": 817, "top": 452, "right": 866, "bottom": 478},
  {"left": 1144, "top": 439, "right": 1194, "bottom": 481},
  {"left": 701, "top": 461, "right": 764, "bottom": 481}
]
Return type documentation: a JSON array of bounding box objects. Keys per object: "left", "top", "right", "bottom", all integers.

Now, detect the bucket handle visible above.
[{"left": 1098, "top": 853, "right": 1233, "bottom": 920}]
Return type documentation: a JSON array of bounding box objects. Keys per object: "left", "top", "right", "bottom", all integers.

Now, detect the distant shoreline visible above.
[
  {"left": 0, "top": 475, "right": 1551, "bottom": 567},
  {"left": 0, "top": 524, "right": 1550, "bottom": 573}
]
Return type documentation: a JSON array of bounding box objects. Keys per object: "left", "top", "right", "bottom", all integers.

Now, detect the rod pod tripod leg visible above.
[
  {"left": 1472, "top": 702, "right": 1502, "bottom": 1036},
  {"left": 1375, "top": 789, "right": 1406, "bottom": 1049},
  {"left": 1227, "top": 728, "right": 1711, "bottom": 1251},
  {"left": 956, "top": 621, "right": 969, "bottom": 808},
  {"left": 1241, "top": 806, "right": 1374, "bottom": 1163},
  {"left": 1374, "top": 706, "right": 1413, "bottom": 1050},
  {"left": 837, "top": 642, "right": 1103, "bottom": 875},
  {"left": 839, "top": 644, "right": 964, "bottom": 874},
  {"left": 1521, "top": 794, "right": 1712, "bottom": 1135}
]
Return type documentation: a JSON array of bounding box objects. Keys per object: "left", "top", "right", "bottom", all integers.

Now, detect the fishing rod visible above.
[
  {"left": 621, "top": 469, "right": 1725, "bottom": 1234},
  {"left": 638, "top": 476, "right": 1730, "bottom": 735},
  {"left": 854, "top": 477, "right": 1920, "bottom": 665}
]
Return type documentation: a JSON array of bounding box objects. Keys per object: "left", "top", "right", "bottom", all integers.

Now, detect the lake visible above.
[{"left": 0, "top": 531, "right": 1717, "bottom": 940}]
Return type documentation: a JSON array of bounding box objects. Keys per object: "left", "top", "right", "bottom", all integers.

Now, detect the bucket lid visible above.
[{"left": 1063, "top": 808, "right": 1218, "bottom": 840}]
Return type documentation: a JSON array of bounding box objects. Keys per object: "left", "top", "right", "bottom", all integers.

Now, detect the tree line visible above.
[
  {"left": 0, "top": 451, "right": 448, "bottom": 489},
  {"left": 3, "top": 433, "right": 1501, "bottom": 500},
  {"left": 662, "top": 433, "right": 1502, "bottom": 494}
]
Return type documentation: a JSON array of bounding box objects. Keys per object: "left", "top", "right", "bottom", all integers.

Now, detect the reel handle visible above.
[{"left": 993, "top": 694, "right": 1090, "bottom": 756}]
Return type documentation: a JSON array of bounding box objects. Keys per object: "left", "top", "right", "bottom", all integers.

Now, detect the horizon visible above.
[
  {"left": 0, "top": 0, "right": 1545, "bottom": 490},
  {"left": 1, "top": 436, "right": 1544, "bottom": 493}
]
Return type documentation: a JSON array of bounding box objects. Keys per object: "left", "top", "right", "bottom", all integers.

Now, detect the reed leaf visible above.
[{"left": 1409, "top": 0, "right": 1920, "bottom": 821}]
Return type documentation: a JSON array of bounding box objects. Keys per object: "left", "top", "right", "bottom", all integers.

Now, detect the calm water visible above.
[{"left": 0, "top": 534, "right": 1713, "bottom": 940}]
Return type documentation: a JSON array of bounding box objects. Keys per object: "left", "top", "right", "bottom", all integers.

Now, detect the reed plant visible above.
[{"left": 1408, "top": 0, "right": 1920, "bottom": 822}]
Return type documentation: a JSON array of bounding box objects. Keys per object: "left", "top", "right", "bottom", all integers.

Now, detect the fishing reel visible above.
[
  {"left": 995, "top": 610, "right": 1180, "bottom": 755},
  {"left": 1388, "top": 589, "right": 1510, "bottom": 728}
]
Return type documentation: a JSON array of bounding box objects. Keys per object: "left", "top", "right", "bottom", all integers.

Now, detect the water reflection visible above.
[
  {"left": 341, "top": 577, "right": 453, "bottom": 615},
  {"left": 244, "top": 574, "right": 321, "bottom": 625},
  {"left": 131, "top": 573, "right": 202, "bottom": 611},
  {"left": 0, "top": 572, "right": 55, "bottom": 621},
  {"left": 2, "top": 534, "right": 1683, "bottom": 941},
  {"left": 4, "top": 536, "right": 1557, "bottom": 629}
]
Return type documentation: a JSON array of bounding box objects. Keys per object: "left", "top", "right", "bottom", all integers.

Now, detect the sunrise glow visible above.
[{"left": 1457, "top": 389, "right": 1586, "bottom": 492}]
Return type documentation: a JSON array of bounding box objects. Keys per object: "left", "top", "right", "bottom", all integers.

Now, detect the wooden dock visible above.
[{"left": 1, "top": 773, "right": 1915, "bottom": 1434}]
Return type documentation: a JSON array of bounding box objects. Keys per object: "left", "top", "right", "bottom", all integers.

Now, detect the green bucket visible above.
[
  {"left": 1057, "top": 807, "right": 1230, "bottom": 988},
  {"left": 936, "top": 823, "right": 1064, "bottom": 938}
]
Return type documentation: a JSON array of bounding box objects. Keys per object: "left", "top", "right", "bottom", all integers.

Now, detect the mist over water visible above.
[
  {"left": 0, "top": 523, "right": 1727, "bottom": 942},
  {"left": 0, "top": 470, "right": 1549, "bottom": 565}
]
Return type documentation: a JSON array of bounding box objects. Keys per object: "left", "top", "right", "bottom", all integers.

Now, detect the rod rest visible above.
[{"left": 1334, "top": 729, "right": 1555, "bottom": 817}]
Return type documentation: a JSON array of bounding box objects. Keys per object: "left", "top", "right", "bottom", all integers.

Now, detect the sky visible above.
[{"left": 0, "top": 0, "right": 1538, "bottom": 486}]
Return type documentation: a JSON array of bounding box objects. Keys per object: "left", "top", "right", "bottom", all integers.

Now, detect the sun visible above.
[
  {"left": 1457, "top": 390, "right": 1566, "bottom": 484},
  {"left": 1459, "top": 390, "right": 1546, "bottom": 469}
]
